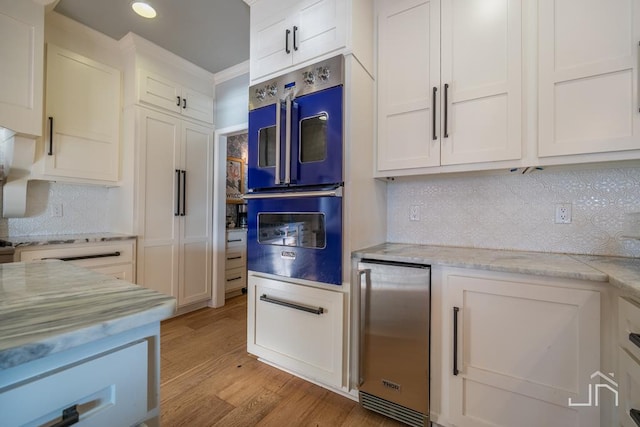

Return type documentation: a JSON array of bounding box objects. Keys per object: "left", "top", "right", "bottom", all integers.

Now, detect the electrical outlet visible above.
[
  {"left": 555, "top": 203, "right": 572, "bottom": 224},
  {"left": 410, "top": 205, "right": 420, "bottom": 221},
  {"left": 51, "top": 204, "right": 63, "bottom": 218}
]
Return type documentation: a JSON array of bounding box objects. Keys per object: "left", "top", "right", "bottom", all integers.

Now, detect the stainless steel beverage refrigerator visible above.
[{"left": 356, "top": 259, "right": 431, "bottom": 427}]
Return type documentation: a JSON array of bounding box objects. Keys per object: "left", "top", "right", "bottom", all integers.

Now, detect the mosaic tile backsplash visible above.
[
  {"left": 387, "top": 166, "right": 640, "bottom": 258},
  {"left": 0, "top": 181, "right": 110, "bottom": 236}
]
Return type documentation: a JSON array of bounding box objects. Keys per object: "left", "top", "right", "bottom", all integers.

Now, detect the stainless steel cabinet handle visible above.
[
  {"left": 48, "top": 116, "right": 54, "bottom": 156},
  {"left": 432, "top": 87, "right": 438, "bottom": 140},
  {"left": 177, "top": 96, "right": 181, "bottom": 107},
  {"left": 227, "top": 238, "right": 243, "bottom": 243},
  {"left": 226, "top": 255, "right": 242, "bottom": 260},
  {"left": 175, "top": 169, "right": 181, "bottom": 216},
  {"left": 42, "top": 251, "right": 121, "bottom": 262},
  {"left": 182, "top": 97, "right": 187, "bottom": 109},
  {"left": 444, "top": 83, "right": 450, "bottom": 138},
  {"left": 181, "top": 170, "right": 186, "bottom": 216},
  {"left": 293, "top": 26, "right": 299, "bottom": 51},
  {"left": 227, "top": 276, "right": 242, "bottom": 282},
  {"left": 285, "top": 29, "right": 291, "bottom": 54},
  {"left": 260, "top": 294, "right": 324, "bottom": 315},
  {"left": 358, "top": 268, "right": 371, "bottom": 386},
  {"left": 453, "top": 306, "right": 460, "bottom": 375}
]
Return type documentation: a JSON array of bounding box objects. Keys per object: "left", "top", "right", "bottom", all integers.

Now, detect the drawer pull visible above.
[
  {"left": 227, "top": 256, "right": 242, "bottom": 260},
  {"left": 260, "top": 294, "right": 324, "bottom": 315},
  {"left": 42, "top": 251, "right": 121, "bottom": 262},
  {"left": 630, "top": 333, "right": 640, "bottom": 349},
  {"left": 50, "top": 404, "right": 79, "bottom": 427},
  {"left": 227, "top": 239, "right": 243, "bottom": 243},
  {"left": 631, "top": 408, "right": 640, "bottom": 426},
  {"left": 227, "top": 276, "right": 243, "bottom": 282}
]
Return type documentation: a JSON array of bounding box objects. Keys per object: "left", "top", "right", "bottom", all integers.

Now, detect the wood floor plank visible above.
[{"left": 160, "top": 295, "right": 411, "bottom": 426}]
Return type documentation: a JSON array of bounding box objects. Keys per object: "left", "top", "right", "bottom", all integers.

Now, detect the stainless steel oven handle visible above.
[
  {"left": 243, "top": 187, "right": 342, "bottom": 200},
  {"left": 357, "top": 268, "right": 371, "bottom": 386},
  {"left": 284, "top": 95, "right": 292, "bottom": 184},
  {"left": 275, "top": 98, "right": 282, "bottom": 185}
]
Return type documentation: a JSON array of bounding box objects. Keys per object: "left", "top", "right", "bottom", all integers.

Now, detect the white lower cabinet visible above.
[
  {"left": 247, "top": 273, "right": 344, "bottom": 388},
  {"left": 441, "top": 268, "right": 601, "bottom": 427},
  {"left": 225, "top": 229, "right": 247, "bottom": 296},
  {"left": 618, "top": 297, "right": 640, "bottom": 427},
  {"left": 1, "top": 340, "right": 148, "bottom": 427}
]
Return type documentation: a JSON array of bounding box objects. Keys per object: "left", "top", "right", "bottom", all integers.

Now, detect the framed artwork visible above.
[{"left": 226, "top": 157, "right": 244, "bottom": 203}]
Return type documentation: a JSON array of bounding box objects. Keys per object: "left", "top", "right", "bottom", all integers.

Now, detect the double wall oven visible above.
[{"left": 245, "top": 55, "right": 344, "bottom": 286}]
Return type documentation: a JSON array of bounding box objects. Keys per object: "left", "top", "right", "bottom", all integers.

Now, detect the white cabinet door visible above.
[
  {"left": 440, "top": 0, "right": 522, "bottom": 165},
  {"left": 138, "top": 69, "right": 213, "bottom": 124},
  {"left": 247, "top": 273, "right": 344, "bottom": 387},
  {"left": 249, "top": 0, "right": 347, "bottom": 81},
  {"left": 137, "top": 108, "right": 181, "bottom": 300},
  {"left": 178, "top": 121, "right": 213, "bottom": 305},
  {"left": 377, "top": 0, "right": 441, "bottom": 171},
  {"left": 45, "top": 44, "right": 120, "bottom": 182},
  {"left": 538, "top": 0, "right": 640, "bottom": 157},
  {"left": 137, "top": 108, "right": 212, "bottom": 307},
  {"left": 376, "top": 0, "right": 522, "bottom": 174},
  {"left": 618, "top": 348, "right": 640, "bottom": 427},
  {"left": 445, "top": 272, "right": 600, "bottom": 427},
  {"left": 0, "top": 0, "right": 43, "bottom": 136}
]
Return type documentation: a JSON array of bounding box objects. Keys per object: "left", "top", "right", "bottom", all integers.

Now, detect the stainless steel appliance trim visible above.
[
  {"left": 357, "top": 268, "right": 370, "bottom": 386},
  {"left": 244, "top": 187, "right": 342, "bottom": 199},
  {"left": 285, "top": 95, "right": 292, "bottom": 184},
  {"left": 275, "top": 99, "right": 282, "bottom": 185}
]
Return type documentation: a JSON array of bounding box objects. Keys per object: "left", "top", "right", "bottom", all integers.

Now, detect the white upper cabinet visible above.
[
  {"left": 43, "top": 44, "right": 121, "bottom": 182},
  {"left": 138, "top": 69, "right": 214, "bottom": 124},
  {"left": 250, "top": 0, "right": 347, "bottom": 82},
  {"left": 0, "top": 0, "right": 44, "bottom": 136},
  {"left": 538, "top": 0, "right": 640, "bottom": 157},
  {"left": 376, "top": 0, "right": 522, "bottom": 176}
]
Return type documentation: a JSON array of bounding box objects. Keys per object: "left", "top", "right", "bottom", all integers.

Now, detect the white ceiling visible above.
[{"left": 53, "top": 0, "right": 250, "bottom": 75}]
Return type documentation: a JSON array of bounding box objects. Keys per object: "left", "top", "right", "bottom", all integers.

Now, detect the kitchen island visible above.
[{"left": 0, "top": 260, "right": 175, "bottom": 427}]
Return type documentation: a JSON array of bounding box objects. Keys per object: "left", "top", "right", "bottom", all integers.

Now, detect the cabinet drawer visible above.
[
  {"left": 225, "top": 267, "right": 247, "bottom": 292},
  {"left": 226, "top": 230, "right": 247, "bottom": 248},
  {"left": 618, "top": 348, "right": 640, "bottom": 427},
  {"left": 0, "top": 340, "right": 148, "bottom": 427},
  {"left": 92, "top": 264, "right": 135, "bottom": 282},
  {"left": 225, "top": 249, "right": 246, "bottom": 270},
  {"left": 619, "top": 297, "right": 640, "bottom": 361},
  {"left": 248, "top": 275, "right": 344, "bottom": 387}
]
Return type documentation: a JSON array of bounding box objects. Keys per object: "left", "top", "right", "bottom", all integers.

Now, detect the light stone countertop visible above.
[
  {"left": 0, "top": 232, "right": 136, "bottom": 248},
  {"left": 353, "top": 243, "right": 640, "bottom": 297},
  {"left": 0, "top": 260, "right": 175, "bottom": 370}
]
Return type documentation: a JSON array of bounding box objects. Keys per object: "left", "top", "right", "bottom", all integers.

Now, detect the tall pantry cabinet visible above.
[{"left": 120, "top": 34, "right": 215, "bottom": 312}]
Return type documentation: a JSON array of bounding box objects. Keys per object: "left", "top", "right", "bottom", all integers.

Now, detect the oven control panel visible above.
[{"left": 249, "top": 54, "right": 344, "bottom": 110}]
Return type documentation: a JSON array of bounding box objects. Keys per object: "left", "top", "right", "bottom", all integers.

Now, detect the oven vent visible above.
[{"left": 359, "top": 391, "right": 428, "bottom": 427}]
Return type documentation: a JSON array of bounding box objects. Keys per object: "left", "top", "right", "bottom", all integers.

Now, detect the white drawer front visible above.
[
  {"left": 619, "top": 297, "right": 640, "bottom": 361},
  {"left": 225, "top": 249, "right": 246, "bottom": 270},
  {"left": 19, "top": 241, "right": 135, "bottom": 267},
  {"left": 248, "top": 274, "right": 344, "bottom": 387},
  {"left": 1, "top": 340, "right": 148, "bottom": 427},
  {"left": 226, "top": 230, "right": 247, "bottom": 249},
  {"left": 225, "top": 267, "right": 247, "bottom": 292}
]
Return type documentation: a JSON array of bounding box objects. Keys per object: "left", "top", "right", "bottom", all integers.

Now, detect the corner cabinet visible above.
[
  {"left": 440, "top": 268, "right": 601, "bottom": 427},
  {"left": 0, "top": 0, "right": 44, "bottom": 136},
  {"left": 375, "top": 0, "right": 522, "bottom": 175},
  {"left": 538, "top": 0, "right": 640, "bottom": 158},
  {"left": 42, "top": 44, "right": 121, "bottom": 183},
  {"left": 136, "top": 107, "right": 213, "bottom": 308}
]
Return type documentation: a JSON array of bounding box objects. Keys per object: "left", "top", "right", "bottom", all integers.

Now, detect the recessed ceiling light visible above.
[{"left": 131, "top": 1, "right": 157, "bottom": 19}]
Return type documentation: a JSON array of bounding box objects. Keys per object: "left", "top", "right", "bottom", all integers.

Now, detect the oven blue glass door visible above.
[
  {"left": 248, "top": 85, "right": 343, "bottom": 191},
  {"left": 247, "top": 193, "right": 342, "bottom": 285}
]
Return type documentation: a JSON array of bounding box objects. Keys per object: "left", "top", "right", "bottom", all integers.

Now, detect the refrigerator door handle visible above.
[{"left": 357, "top": 268, "right": 371, "bottom": 386}]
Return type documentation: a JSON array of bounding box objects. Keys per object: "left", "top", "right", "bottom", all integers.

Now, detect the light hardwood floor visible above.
[{"left": 160, "top": 295, "right": 405, "bottom": 426}]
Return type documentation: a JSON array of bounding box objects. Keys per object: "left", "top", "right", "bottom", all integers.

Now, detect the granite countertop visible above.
[
  {"left": 354, "top": 243, "right": 640, "bottom": 297},
  {"left": 0, "top": 232, "right": 137, "bottom": 248},
  {"left": 0, "top": 260, "right": 175, "bottom": 369}
]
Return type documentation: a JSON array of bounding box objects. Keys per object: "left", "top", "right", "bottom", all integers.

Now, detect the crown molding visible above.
[{"left": 214, "top": 60, "right": 249, "bottom": 85}]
